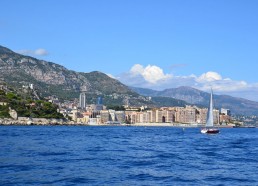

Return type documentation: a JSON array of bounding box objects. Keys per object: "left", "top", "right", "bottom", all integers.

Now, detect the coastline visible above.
[
  {"left": 0, "top": 118, "right": 199, "bottom": 127},
  {"left": 0, "top": 118, "right": 256, "bottom": 128}
]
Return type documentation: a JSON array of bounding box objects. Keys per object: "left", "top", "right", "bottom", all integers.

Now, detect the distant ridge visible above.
[{"left": 130, "top": 86, "right": 258, "bottom": 116}]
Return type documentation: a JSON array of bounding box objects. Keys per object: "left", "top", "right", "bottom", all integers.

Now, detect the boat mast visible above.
[{"left": 206, "top": 88, "right": 214, "bottom": 127}]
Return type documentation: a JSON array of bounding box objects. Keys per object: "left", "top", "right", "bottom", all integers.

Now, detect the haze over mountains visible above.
[
  {"left": 131, "top": 86, "right": 258, "bottom": 116},
  {"left": 1, "top": 45, "right": 258, "bottom": 116}
]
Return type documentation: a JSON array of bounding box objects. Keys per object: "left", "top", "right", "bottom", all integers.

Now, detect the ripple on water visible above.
[{"left": 0, "top": 126, "right": 257, "bottom": 185}]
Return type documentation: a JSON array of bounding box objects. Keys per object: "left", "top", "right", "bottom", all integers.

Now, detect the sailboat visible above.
[{"left": 201, "top": 89, "right": 220, "bottom": 134}]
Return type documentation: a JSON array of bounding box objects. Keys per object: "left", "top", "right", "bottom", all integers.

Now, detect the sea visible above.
[{"left": 0, "top": 125, "right": 257, "bottom": 186}]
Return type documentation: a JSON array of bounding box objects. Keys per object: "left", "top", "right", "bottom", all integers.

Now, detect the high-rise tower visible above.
[
  {"left": 96, "top": 96, "right": 103, "bottom": 111},
  {"left": 79, "top": 92, "right": 86, "bottom": 109}
]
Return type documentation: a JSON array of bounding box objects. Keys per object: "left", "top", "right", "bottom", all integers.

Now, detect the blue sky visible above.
[{"left": 1, "top": 0, "right": 258, "bottom": 101}]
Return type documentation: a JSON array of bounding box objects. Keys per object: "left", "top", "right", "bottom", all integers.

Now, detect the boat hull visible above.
[{"left": 201, "top": 128, "right": 220, "bottom": 134}]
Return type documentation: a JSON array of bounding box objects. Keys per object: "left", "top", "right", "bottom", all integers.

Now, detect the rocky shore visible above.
[{"left": 0, "top": 118, "right": 75, "bottom": 125}]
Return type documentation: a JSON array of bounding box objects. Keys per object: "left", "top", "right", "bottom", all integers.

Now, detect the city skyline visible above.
[{"left": 1, "top": 0, "right": 258, "bottom": 101}]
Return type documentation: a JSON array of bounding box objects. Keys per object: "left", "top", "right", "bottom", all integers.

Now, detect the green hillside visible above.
[{"left": 0, "top": 88, "right": 64, "bottom": 119}]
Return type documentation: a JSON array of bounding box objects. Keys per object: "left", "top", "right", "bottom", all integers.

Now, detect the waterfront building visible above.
[
  {"left": 100, "top": 110, "right": 125, "bottom": 123},
  {"left": 220, "top": 114, "right": 231, "bottom": 124},
  {"left": 196, "top": 108, "right": 208, "bottom": 124},
  {"left": 94, "top": 105, "right": 221, "bottom": 125},
  {"left": 155, "top": 109, "right": 175, "bottom": 123},
  {"left": 100, "top": 110, "right": 110, "bottom": 123},
  {"left": 125, "top": 111, "right": 138, "bottom": 124},
  {"left": 150, "top": 110, "right": 156, "bottom": 123},
  {"left": 144, "top": 111, "right": 151, "bottom": 123},
  {"left": 115, "top": 111, "right": 126, "bottom": 123},
  {"left": 133, "top": 111, "right": 152, "bottom": 123},
  {"left": 136, "top": 112, "right": 144, "bottom": 123},
  {"left": 109, "top": 109, "right": 117, "bottom": 121},
  {"left": 175, "top": 106, "right": 196, "bottom": 124},
  {"left": 221, "top": 108, "right": 231, "bottom": 116},
  {"left": 213, "top": 109, "right": 220, "bottom": 124}
]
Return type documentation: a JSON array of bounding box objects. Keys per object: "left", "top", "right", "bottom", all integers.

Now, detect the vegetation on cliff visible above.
[{"left": 0, "top": 89, "right": 64, "bottom": 119}]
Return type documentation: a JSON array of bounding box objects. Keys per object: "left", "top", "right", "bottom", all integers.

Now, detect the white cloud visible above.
[
  {"left": 116, "top": 64, "right": 258, "bottom": 101},
  {"left": 198, "top": 80, "right": 248, "bottom": 92},
  {"left": 197, "top": 71, "right": 222, "bottom": 82},
  {"left": 142, "top": 65, "right": 172, "bottom": 83},
  {"left": 17, "top": 48, "right": 49, "bottom": 56},
  {"left": 130, "top": 64, "right": 144, "bottom": 76},
  {"left": 34, "top": 49, "right": 48, "bottom": 56},
  {"left": 128, "top": 64, "right": 172, "bottom": 84}
]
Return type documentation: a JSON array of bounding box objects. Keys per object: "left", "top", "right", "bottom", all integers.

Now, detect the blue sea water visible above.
[{"left": 0, "top": 126, "right": 257, "bottom": 186}]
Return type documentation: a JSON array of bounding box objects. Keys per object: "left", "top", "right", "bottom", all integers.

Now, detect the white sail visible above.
[{"left": 206, "top": 89, "right": 214, "bottom": 127}]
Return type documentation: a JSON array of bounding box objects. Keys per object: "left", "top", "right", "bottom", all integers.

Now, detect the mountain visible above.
[
  {"left": 131, "top": 87, "right": 160, "bottom": 97},
  {"left": 130, "top": 86, "right": 258, "bottom": 116},
  {"left": 0, "top": 45, "right": 151, "bottom": 106},
  {"left": 2, "top": 45, "right": 257, "bottom": 116}
]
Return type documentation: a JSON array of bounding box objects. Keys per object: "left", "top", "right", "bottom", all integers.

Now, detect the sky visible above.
[{"left": 1, "top": 0, "right": 258, "bottom": 101}]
